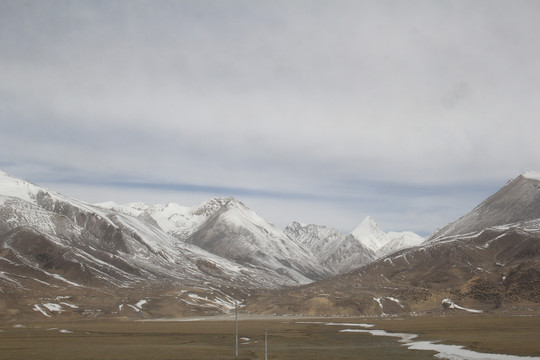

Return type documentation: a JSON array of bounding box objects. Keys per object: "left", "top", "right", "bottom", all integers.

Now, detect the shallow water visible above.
[{"left": 338, "top": 325, "right": 540, "bottom": 360}]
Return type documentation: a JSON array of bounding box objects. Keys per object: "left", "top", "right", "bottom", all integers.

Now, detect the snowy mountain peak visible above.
[
  {"left": 361, "top": 215, "right": 375, "bottom": 224},
  {"left": 351, "top": 216, "right": 385, "bottom": 243},
  {"left": 0, "top": 169, "right": 15, "bottom": 180},
  {"left": 284, "top": 217, "right": 423, "bottom": 273},
  {"left": 347, "top": 216, "right": 424, "bottom": 257},
  {"left": 0, "top": 170, "right": 43, "bottom": 203},
  {"left": 193, "top": 197, "right": 242, "bottom": 216},
  {"left": 284, "top": 221, "right": 342, "bottom": 255},
  {"left": 428, "top": 171, "right": 540, "bottom": 242},
  {"left": 286, "top": 221, "right": 330, "bottom": 233},
  {"left": 521, "top": 171, "right": 540, "bottom": 182}
]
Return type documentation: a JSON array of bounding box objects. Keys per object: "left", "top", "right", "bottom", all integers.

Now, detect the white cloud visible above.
[{"left": 1, "top": 1, "right": 539, "bottom": 234}]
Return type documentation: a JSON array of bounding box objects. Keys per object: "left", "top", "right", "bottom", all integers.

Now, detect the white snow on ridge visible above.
[
  {"left": 0, "top": 171, "right": 119, "bottom": 229},
  {"left": 350, "top": 216, "right": 388, "bottom": 252},
  {"left": 522, "top": 171, "right": 540, "bottom": 181},
  {"left": 350, "top": 217, "right": 424, "bottom": 257},
  {"left": 50, "top": 273, "right": 82, "bottom": 287},
  {"left": 98, "top": 199, "right": 218, "bottom": 239},
  {"left": 60, "top": 302, "right": 79, "bottom": 309},
  {"left": 0, "top": 171, "right": 41, "bottom": 203},
  {"left": 288, "top": 216, "right": 424, "bottom": 274},
  {"left": 135, "top": 299, "right": 148, "bottom": 309},
  {"left": 2, "top": 168, "right": 429, "bottom": 292},
  {"left": 43, "top": 303, "right": 63, "bottom": 313},
  {"left": 442, "top": 298, "right": 483, "bottom": 313},
  {"left": 386, "top": 297, "right": 405, "bottom": 309},
  {"left": 182, "top": 292, "right": 238, "bottom": 312},
  {"left": 373, "top": 297, "right": 386, "bottom": 315},
  {"left": 33, "top": 304, "right": 51, "bottom": 317}
]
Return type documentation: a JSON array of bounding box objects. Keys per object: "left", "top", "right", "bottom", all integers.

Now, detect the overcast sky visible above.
[{"left": 1, "top": 1, "right": 539, "bottom": 235}]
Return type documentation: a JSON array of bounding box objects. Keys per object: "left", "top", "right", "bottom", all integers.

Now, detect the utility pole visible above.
[
  {"left": 235, "top": 301, "right": 239, "bottom": 358},
  {"left": 265, "top": 328, "right": 268, "bottom": 360}
]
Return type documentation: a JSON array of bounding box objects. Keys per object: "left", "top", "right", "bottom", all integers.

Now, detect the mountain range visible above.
[
  {"left": 1, "top": 169, "right": 539, "bottom": 320},
  {"left": 247, "top": 172, "right": 540, "bottom": 316},
  {"left": 284, "top": 217, "right": 423, "bottom": 273}
]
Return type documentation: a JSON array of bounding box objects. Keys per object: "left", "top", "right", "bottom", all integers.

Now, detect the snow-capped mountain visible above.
[
  {"left": 285, "top": 216, "right": 423, "bottom": 273},
  {"left": 349, "top": 216, "right": 387, "bottom": 253},
  {"left": 100, "top": 197, "right": 331, "bottom": 282},
  {"left": 1, "top": 170, "right": 344, "bottom": 320},
  {"left": 0, "top": 168, "right": 440, "bottom": 320},
  {"left": 349, "top": 216, "right": 424, "bottom": 258},
  {"left": 376, "top": 230, "right": 425, "bottom": 258},
  {"left": 0, "top": 170, "right": 330, "bottom": 289},
  {"left": 320, "top": 233, "right": 375, "bottom": 273},
  {"left": 283, "top": 222, "right": 344, "bottom": 255},
  {"left": 183, "top": 198, "right": 331, "bottom": 282},
  {"left": 428, "top": 171, "right": 540, "bottom": 242},
  {"left": 97, "top": 200, "right": 210, "bottom": 240},
  {"left": 284, "top": 221, "right": 374, "bottom": 273},
  {"left": 250, "top": 172, "right": 540, "bottom": 317}
]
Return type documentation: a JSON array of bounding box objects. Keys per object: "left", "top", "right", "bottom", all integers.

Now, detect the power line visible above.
[{"left": 235, "top": 301, "right": 239, "bottom": 358}]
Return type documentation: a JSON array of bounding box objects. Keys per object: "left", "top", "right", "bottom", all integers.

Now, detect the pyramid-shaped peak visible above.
[
  {"left": 360, "top": 215, "right": 377, "bottom": 226},
  {"left": 351, "top": 216, "right": 380, "bottom": 235},
  {"left": 428, "top": 172, "right": 540, "bottom": 242}
]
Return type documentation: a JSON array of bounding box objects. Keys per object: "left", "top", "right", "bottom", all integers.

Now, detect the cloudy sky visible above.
[{"left": 1, "top": 1, "right": 539, "bottom": 235}]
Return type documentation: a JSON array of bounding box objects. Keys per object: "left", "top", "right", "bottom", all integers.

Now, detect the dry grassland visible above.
[{"left": 0, "top": 315, "right": 538, "bottom": 359}]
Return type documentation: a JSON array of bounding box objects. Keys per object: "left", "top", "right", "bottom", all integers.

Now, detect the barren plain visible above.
[{"left": 0, "top": 315, "right": 539, "bottom": 360}]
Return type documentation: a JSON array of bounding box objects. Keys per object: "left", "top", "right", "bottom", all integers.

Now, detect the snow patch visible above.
[
  {"left": 442, "top": 298, "right": 483, "bottom": 313},
  {"left": 326, "top": 323, "right": 374, "bottom": 328},
  {"left": 60, "top": 302, "right": 79, "bottom": 309},
  {"left": 33, "top": 305, "right": 51, "bottom": 317},
  {"left": 522, "top": 171, "right": 540, "bottom": 181},
  {"left": 50, "top": 274, "right": 82, "bottom": 287},
  {"left": 372, "top": 296, "right": 406, "bottom": 315},
  {"left": 386, "top": 297, "right": 405, "bottom": 309},
  {"left": 373, "top": 297, "right": 385, "bottom": 315},
  {"left": 135, "top": 299, "right": 148, "bottom": 309},
  {"left": 127, "top": 304, "right": 141, "bottom": 312},
  {"left": 351, "top": 216, "right": 388, "bottom": 252},
  {"left": 43, "top": 303, "right": 63, "bottom": 313}
]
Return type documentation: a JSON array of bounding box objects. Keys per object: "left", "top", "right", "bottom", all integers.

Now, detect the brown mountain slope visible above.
[
  {"left": 246, "top": 173, "right": 540, "bottom": 316},
  {"left": 246, "top": 225, "right": 540, "bottom": 316}
]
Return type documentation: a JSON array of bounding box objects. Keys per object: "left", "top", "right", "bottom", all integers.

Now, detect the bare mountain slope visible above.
[
  {"left": 247, "top": 172, "right": 540, "bottom": 316},
  {"left": 428, "top": 171, "right": 540, "bottom": 242}
]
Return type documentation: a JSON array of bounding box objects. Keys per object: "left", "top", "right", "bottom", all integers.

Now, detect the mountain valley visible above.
[{"left": 1, "top": 170, "right": 539, "bottom": 321}]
